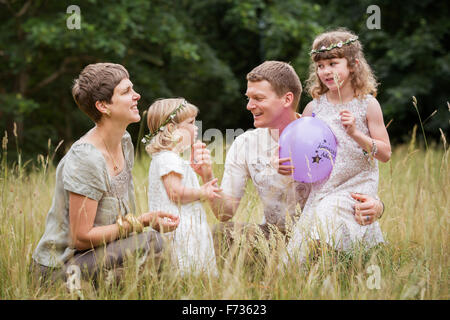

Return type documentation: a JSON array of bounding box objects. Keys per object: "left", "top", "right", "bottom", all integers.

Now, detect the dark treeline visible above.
[{"left": 1, "top": 0, "right": 449, "bottom": 162}]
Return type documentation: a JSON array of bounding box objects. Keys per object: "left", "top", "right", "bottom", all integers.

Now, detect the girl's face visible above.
[
  {"left": 316, "top": 57, "right": 352, "bottom": 92},
  {"left": 175, "top": 116, "right": 198, "bottom": 148}
]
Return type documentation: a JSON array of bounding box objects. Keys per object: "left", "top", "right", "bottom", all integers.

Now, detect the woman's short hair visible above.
[{"left": 72, "top": 63, "right": 129, "bottom": 122}]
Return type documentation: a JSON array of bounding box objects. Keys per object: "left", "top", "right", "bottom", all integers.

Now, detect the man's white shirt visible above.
[{"left": 220, "top": 128, "right": 311, "bottom": 232}]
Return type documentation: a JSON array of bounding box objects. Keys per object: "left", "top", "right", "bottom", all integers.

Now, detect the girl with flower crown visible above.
[
  {"left": 143, "top": 98, "right": 220, "bottom": 276},
  {"left": 285, "top": 28, "right": 391, "bottom": 263}
]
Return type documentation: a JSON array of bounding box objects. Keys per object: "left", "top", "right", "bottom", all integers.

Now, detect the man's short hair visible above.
[
  {"left": 246, "top": 61, "right": 302, "bottom": 110},
  {"left": 72, "top": 63, "right": 129, "bottom": 122}
]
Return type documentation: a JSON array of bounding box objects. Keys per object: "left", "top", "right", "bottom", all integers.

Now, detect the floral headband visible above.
[
  {"left": 309, "top": 36, "right": 359, "bottom": 56},
  {"left": 141, "top": 100, "right": 187, "bottom": 145}
]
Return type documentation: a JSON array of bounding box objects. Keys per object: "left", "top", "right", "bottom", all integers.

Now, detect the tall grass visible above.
[{"left": 0, "top": 129, "right": 448, "bottom": 300}]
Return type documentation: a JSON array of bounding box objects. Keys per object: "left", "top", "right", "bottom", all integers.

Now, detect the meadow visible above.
[{"left": 0, "top": 129, "right": 448, "bottom": 300}]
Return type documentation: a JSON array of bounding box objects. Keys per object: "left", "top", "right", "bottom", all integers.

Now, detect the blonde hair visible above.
[
  {"left": 145, "top": 98, "right": 198, "bottom": 154},
  {"left": 247, "top": 61, "right": 302, "bottom": 111},
  {"left": 305, "top": 28, "right": 378, "bottom": 99}
]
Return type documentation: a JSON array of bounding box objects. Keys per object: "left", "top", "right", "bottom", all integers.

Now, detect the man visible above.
[{"left": 192, "top": 61, "right": 384, "bottom": 261}]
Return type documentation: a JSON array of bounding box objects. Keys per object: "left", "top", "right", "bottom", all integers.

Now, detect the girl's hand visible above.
[
  {"left": 339, "top": 109, "right": 357, "bottom": 136},
  {"left": 191, "top": 140, "right": 213, "bottom": 180},
  {"left": 200, "top": 178, "right": 222, "bottom": 201},
  {"left": 140, "top": 211, "right": 180, "bottom": 233}
]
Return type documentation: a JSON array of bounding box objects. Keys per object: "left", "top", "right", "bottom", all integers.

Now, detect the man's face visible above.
[{"left": 245, "top": 80, "right": 287, "bottom": 129}]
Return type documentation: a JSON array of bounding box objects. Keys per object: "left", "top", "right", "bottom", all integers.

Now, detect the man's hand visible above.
[
  {"left": 351, "top": 193, "right": 384, "bottom": 226},
  {"left": 272, "top": 145, "right": 295, "bottom": 176}
]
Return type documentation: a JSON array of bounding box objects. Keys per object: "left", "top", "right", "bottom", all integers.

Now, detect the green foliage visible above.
[{"left": 0, "top": 0, "right": 448, "bottom": 163}]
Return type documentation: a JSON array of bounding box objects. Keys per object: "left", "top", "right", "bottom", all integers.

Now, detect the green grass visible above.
[{"left": 0, "top": 135, "right": 448, "bottom": 299}]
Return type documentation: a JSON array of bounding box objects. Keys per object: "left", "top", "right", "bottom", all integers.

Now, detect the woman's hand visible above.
[
  {"left": 351, "top": 193, "right": 384, "bottom": 226},
  {"left": 139, "top": 211, "right": 180, "bottom": 233}
]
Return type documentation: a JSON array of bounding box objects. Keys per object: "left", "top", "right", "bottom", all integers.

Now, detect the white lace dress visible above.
[
  {"left": 286, "top": 94, "right": 384, "bottom": 261},
  {"left": 147, "top": 150, "right": 218, "bottom": 276}
]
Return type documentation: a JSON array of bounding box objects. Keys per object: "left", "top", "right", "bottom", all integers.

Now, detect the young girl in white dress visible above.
[
  {"left": 143, "top": 98, "right": 220, "bottom": 276},
  {"left": 285, "top": 28, "right": 391, "bottom": 263}
]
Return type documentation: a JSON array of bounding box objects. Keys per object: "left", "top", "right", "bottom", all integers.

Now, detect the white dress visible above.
[
  {"left": 286, "top": 94, "right": 384, "bottom": 262},
  {"left": 147, "top": 150, "right": 218, "bottom": 276}
]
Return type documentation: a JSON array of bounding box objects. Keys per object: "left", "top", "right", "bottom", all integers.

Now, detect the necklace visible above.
[{"left": 99, "top": 132, "right": 120, "bottom": 173}]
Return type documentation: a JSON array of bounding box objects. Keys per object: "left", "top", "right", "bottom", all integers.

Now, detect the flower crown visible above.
[
  {"left": 309, "top": 36, "right": 359, "bottom": 56},
  {"left": 141, "top": 100, "right": 187, "bottom": 145}
]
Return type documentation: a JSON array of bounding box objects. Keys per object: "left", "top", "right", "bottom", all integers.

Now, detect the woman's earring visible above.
[{"left": 105, "top": 109, "right": 111, "bottom": 117}]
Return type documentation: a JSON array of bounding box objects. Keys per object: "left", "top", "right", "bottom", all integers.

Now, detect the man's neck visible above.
[{"left": 269, "top": 111, "right": 298, "bottom": 142}]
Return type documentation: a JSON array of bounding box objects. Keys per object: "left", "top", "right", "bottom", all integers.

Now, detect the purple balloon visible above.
[{"left": 279, "top": 114, "right": 337, "bottom": 183}]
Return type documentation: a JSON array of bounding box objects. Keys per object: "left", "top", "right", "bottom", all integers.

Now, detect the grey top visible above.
[{"left": 32, "top": 130, "right": 136, "bottom": 268}]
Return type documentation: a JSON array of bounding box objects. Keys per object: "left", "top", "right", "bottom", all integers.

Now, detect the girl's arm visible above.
[
  {"left": 162, "top": 172, "right": 221, "bottom": 204},
  {"left": 301, "top": 101, "right": 314, "bottom": 117},
  {"left": 340, "top": 98, "right": 391, "bottom": 162}
]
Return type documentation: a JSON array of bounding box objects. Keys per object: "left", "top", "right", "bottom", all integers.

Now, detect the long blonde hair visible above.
[
  {"left": 305, "top": 28, "right": 378, "bottom": 99},
  {"left": 145, "top": 98, "right": 198, "bottom": 154}
]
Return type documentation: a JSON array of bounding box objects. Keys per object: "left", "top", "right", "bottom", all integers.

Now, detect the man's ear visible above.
[{"left": 284, "top": 92, "right": 294, "bottom": 109}]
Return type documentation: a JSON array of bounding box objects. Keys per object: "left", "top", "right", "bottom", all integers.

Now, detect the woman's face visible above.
[{"left": 106, "top": 78, "right": 141, "bottom": 124}]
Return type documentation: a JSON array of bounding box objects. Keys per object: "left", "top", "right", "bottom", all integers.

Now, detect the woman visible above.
[{"left": 32, "top": 63, "right": 179, "bottom": 284}]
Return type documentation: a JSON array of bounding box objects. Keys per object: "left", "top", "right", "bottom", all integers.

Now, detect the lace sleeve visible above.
[{"left": 154, "top": 151, "right": 186, "bottom": 178}]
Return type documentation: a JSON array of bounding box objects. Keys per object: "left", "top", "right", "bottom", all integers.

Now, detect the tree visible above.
[{"left": 0, "top": 0, "right": 448, "bottom": 164}]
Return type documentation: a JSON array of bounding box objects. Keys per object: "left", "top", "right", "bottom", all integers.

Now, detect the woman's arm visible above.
[
  {"left": 69, "top": 192, "right": 131, "bottom": 251},
  {"left": 69, "top": 192, "right": 181, "bottom": 251}
]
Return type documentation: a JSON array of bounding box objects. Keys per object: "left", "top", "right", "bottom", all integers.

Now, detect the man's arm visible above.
[
  {"left": 207, "top": 192, "right": 241, "bottom": 222},
  {"left": 191, "top": 139, "right": 248, "bottom": 222}
]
